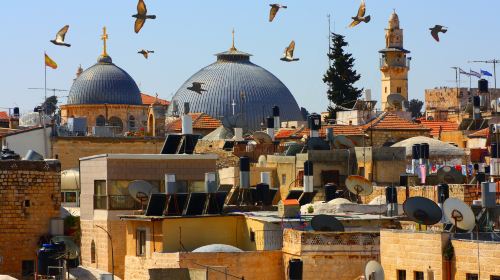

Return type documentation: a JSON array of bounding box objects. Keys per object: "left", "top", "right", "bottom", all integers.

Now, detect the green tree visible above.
[
  {"left": 408, "top": 98, "right": 424, "bottom": 119},
  {"left": 42, "top": 95, "right": 58, "bottom": 116},
  {"left": 323, "top": 33, "right": 363, "bottom": 119}
]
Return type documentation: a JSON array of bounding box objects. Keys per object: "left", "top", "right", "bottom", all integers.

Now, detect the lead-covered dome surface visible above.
[
  {"left": 168, "top": 48, "right": 303, "bottom": 131},
  {"left": 192, "top": 244, "right": 243, "bottom": 253},
  {"left": 67, "top": 55, "right": 142, "bottom": 105}
]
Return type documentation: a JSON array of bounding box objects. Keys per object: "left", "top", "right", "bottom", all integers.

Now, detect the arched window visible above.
[
  {"left": 128, "top": 115, "right": 136, "bottom": 130},
  {"left": 108, "top": 116, "right": 123, "bottom": 134},
  {"left": 96, "top": 115, "right": 105, "bottom": 127},
  {"left": 91, "top": 240, "right": 96, "bottom": 263}
]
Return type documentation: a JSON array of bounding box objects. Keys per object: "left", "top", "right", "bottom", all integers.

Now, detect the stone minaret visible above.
[{"left": 379, "top": 11, "right": 411, "bottom": 111}]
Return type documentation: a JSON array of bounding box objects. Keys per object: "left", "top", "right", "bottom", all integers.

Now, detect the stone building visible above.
[
  {"left": 79, "top": 153, "right": 217, "bottom": 278},
  {"left": 379, "top": 11, "right": 411, "bottom": 111},
  {"left": 0, "top": 160, "right": 61, "bottom": 279}
]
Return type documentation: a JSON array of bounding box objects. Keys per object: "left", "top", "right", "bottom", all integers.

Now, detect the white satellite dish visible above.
[
  {"left": 128, "top": 180, "right": 158, "bottom": 205},
  {"left": 333, "top": 135, "right": 355, "bottom": 149},
  {"left": 346, "top": 175, "right": 373, "bottom": 196},
  {"left": 364, "top": 260, "right": 385, "bottom": 280},
  {"left": 253, "top": 131, "right": 273, "bottom": 144},
  {"left": 443, "top": 198, "right": 475, "bottom": 232}
]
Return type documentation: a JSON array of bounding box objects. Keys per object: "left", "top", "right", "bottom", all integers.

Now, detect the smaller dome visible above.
[
  {"left": 389, "top": 11, "right": 399, "bottom": 29},
  {"left": 192, "top": 244, "right": 243, "bottom": 253}
]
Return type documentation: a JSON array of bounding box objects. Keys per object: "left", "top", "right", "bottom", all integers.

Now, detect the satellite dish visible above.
[
  {"left": 387, "top": 93, "right": 406, "bottom": 109},
  {"left": 443, "top": 198, "right": 475, "bottom": 232},
  {"left": 403, "top": 196, "right": 442, "bottom": 226},
  {"left": 61, "top": 168, "right": 80, "bottom": 190},
  {"left": 253, "top": 131, "right": 273, "bottom": 144},
  {"left": 346, "top": 175, "right": 373, "bottom": 196},
  {"left": 437, "top": 166, "right": 464, "bottom": 184},
  {"left": 128, "top": 180, "right": 158, "bottom": 205},
  {"left": 310, "top": 214, "right": 345, "bottom": 232},
  {"left": 364, "top": 260, "right": 385, "bottom": 280},
  {"left": 257, "top": 155, "right": 267, "bottom": 167},
  {"left": 333, "top": 135, "right": 355, "bottom": 149},
  {"left": 51, "top": 236, "right": 79, "bottom": 259}
]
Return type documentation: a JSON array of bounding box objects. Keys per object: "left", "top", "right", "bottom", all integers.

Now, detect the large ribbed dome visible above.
[
  {"left": 67, "top": 55, "right": 142, "bottom": 105},
  {"left": 168, "top": 47, "right": 303, "bottom": 130}
]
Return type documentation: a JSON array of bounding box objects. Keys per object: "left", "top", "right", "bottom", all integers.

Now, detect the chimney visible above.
[
  {"left": 181, "top": 102, "right": 193, "bottom": 134},
  {"left": 239, "top": 156, "right": 250, "bottom": 189},
  {"left": 266, "top": 116, "right": 275, "bottom": 141},
  {"left": 385, "top": 186, "right": 398, "bottom": 217},
  {"left": 233, "top": 127, "right": 243, "bottom": 141},
  {"left": 165, "top": 174, "right": 176, "bottom": 194},
  {"left": 308, "top": 113, "right": 321, "bottom": 138},
  {"left": 272, "top": 106, "right": 280, "bottom": 132},
  {"left": 303, "top": 160, "right": 314, "bottom": 193},
  {"left": 204, "top": 172, "right": 217, "bottom": 193}
]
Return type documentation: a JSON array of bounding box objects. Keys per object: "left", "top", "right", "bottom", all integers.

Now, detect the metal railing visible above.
[
  {"left": 94, "top": 195, "right": 142, "bottom": 210},
  {"left": 379, "top": 57, "right": 411, "bottom": 69}
]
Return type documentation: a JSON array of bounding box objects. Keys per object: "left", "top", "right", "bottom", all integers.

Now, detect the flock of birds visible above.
[{"left": 47, "top": 0, "right": 449, "bottom": 97}]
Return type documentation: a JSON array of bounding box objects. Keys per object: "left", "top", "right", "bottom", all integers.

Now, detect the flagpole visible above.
[{"left": 42, "top": 51, "right": 48, "bottom": 158}]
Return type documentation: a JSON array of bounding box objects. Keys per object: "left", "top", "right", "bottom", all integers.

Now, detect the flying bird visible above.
[
  {"left": 348, "top": 0, "right": 371, "bottom": 28},
  {"left": 138, "top": 49, "right": 154, "bottom": 59},
  {"left": 50, "top": 25, "right": 71, "bottom": 47},
  {"left": 269, "top": 4, "right": 287, "bottom": 22},
  {"left": 280, "top": 40, "right": 299, "bottom": 62},
  {"left": 430, "top": 25, "right": 447, "bottom": 42},
  {"left": 187, "top": 82, "right": 207, "bottom": 95},
  {"left": 132, "top": 0, "right": 157, "bottom": 33}
]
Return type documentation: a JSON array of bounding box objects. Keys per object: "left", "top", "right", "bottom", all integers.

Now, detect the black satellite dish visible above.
[
  {"left": 403, "top": 196, "right": 442, "bottom": 227},
  {"left": 310, "top": 214, "right": 345, "bottom": 232}
]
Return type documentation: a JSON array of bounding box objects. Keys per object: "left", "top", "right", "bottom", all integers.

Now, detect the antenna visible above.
[
  {"left": 310, "top": 214, "right": 344, "bottom": 232},
  {"left": 443, "top": 198, "right": 475, "bottom": 232},
  {"left": 403, "top": 196, "right": 442, "bottom": 229},
  {"left": 469, "top": 59, "right": 499, "bottom": 113},
  {"left": 364, "top": 260, "right": 385, "bottom": 280},
  {"left": 28, "top": 88, "right": 69, "bottom": 97}
]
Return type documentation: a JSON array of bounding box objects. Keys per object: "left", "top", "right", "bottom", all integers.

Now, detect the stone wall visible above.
[
  {"left": 0, "top": 160, "right": 61, "bottom": 279},
  {"left": 52, "top": 137, "right": 165, "bottom": 170},
  {"left": 282, "top": 229, "right": 380, "bottom": 280},
  {"left": 368, "top": 129, "right": 430, "bottom": 147},
  {"left": 452, "top": 239, "right": 500, "bottom": 279},
  {"left": 125, "top": 251, "right": 284, "bottom": 280}
]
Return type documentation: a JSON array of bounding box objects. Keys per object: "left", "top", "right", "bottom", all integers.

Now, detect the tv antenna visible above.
[{"left": 28, "top": 88, "right": 69, "bottom": 98}]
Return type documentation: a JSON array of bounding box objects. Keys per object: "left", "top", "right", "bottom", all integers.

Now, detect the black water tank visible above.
[
  {"left": 288, "top": 259, "right": 303, "bottom": 280},
  {"left": 239, "top": 156, "right": 250, "bottom": 172},
  {"left": 400, "top": 174, "right": 409, "bottom": 186},
  {"left": 437, "top": 184, "right": 449, "bottom": 203},
  {"left": 420, "top": 143, "right": 430, "bottom": 159},
  {"left": 304, "top": 161, "right": 313, "bottom": 176},
  {"left": 385, "top": 186, "right": 398, "bottom": 204},
  {"left": 412, "top": 144, "right": 421, "bottom": 160},
  {"left": 474, "top": 163, "right": 479, "bottom": 171},
  {"left": 13, "top": 107, "right": 19, "bottom": 117},
  {"left": 473, "top": 96, "right": 481, "bottom": 107},
  {"left": 485, "top": 166, "right": 490, "bottom": 174},
  {"left": 272, "top": 105, "right": 280, "bottom": 117},
  {"left": 308, "top": 113, "right": 321, "bottom": 131},
  {"left": 255, "top": 183, "right": 271, "bottom": 206},
  {"left": 266, "top": 116, "right": 274, "bottom": 129},
  {"left": 478, "top": 79, "right": 488, "bottom": 93},
  {"left": 491, "top": 143, "right": 498, "bottom": 158},
  {"left": 476, "top": 172, "right": 486, "bottom": 183},
  {"left": 324, "top": 183, "right": 337, "bottom": 202}
]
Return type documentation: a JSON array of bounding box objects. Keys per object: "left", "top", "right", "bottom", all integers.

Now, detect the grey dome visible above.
[
  {"left": 67, "top": 56, "right": 142, "bottom": 105},
  {"left": 168, "top": 48, "right": 303, "bottom": 130},
  {"left": 192, "top": 244, "right": 243, "bottom": 253}
]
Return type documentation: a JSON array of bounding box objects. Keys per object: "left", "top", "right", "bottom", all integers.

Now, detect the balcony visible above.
[
  {"left": 94, "top": 195, "right": 142, "bottom": 210},
  {"left": 380, "top": 57, "right": 411, "bottom": 70}
]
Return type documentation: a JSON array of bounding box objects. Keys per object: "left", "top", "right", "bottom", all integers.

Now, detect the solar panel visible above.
[
  {"left": 164, "top": 193, "right": 188, "bottom": 216},
  {"left": 286, "top": 190, "right": 303, "bottom": 200},
  {"left": 267, "top": 189, "right": 278, "bottom": 206},
  {"left": 145, "top": 193, "right": 167, "bottom": 216},
  {"left": 161, "top": 134, "right": 182, "bottom": 154},
  {"left": 205, "top": 192, "right": 228, "bottom": 214},
  {"left": 299, "top": 191, "right": 317, "bottom": 206},
  {"left": 183, "top": 192, "right": 207, "bottom": 216}
]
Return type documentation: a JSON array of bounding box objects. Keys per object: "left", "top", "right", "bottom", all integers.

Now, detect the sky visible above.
[{"left": 2, "top": 1, "right": 500, "bottom": 115}]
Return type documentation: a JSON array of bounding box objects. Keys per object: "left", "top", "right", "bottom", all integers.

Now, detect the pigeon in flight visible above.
[
  {"left": 430, "top": 25, "right": 447, "bottom": 42},
  {"left": 348, "top": 0, "right": 371, "bottom": 28},
  {"left": 280, "top": 40, "right": 299, "bottom": 62},
  {"left": 132, "top": 0, "right": 156, "bottom": 33},
  {"left": 269, "top": 4, "right": 287, "bottom": 22},
  {"left": 138, "top": 49, "right": 154, "bottom": 59},
  {"left": 187, "top": 82, "right": 207, "bottom": 95},
  {"left": 50, "top": 25, "right": 71, "bottom": 47}
]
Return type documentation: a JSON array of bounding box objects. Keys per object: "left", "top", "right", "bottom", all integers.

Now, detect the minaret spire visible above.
[{"left": 101, "top": 27, "right": 109, "bottom": 57}]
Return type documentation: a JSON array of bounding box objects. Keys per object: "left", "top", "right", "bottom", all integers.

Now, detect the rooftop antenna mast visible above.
[{"left": 469, "top": 59, "right": 499, "bottom": 113}]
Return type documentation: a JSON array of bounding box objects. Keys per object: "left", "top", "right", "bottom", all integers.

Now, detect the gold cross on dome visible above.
[{"left": 101, "top": 27, "right": 109, "bottom": 56}]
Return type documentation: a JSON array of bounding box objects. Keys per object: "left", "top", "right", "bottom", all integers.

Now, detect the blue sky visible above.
[{"left": 2, "top": 1, "right": 499, "bottom": 114}]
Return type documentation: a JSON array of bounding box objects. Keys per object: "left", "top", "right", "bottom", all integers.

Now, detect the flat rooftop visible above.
[{"left": 80, "top": 153, "right": 218, "bottom": 161}]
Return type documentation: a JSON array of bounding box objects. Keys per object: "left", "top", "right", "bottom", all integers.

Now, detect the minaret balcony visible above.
[{"left": 379, "top": 57, "right": 411, "bottom": 71}]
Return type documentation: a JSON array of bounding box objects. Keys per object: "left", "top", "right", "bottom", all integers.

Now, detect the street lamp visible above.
[{"left": 95, "top": 225, "right": 114, "bottom": 280}]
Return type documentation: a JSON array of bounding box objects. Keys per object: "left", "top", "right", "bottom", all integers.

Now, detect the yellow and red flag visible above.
[{"left": 44, "top": 53, "right": 58, "bottom": 69}]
